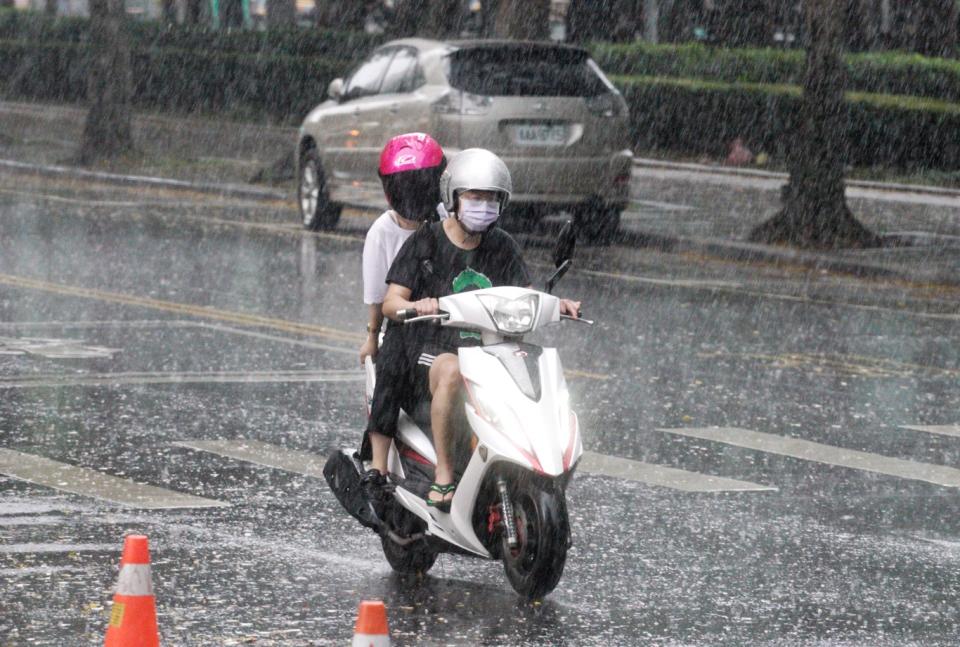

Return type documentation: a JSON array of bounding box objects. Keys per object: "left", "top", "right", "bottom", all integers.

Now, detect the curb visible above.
[
  {"left": 0, "top": 159, "right": 289, "bottom": 203},
  {"left": 632, "top": 157, "right": 960, "bottom": 198}
]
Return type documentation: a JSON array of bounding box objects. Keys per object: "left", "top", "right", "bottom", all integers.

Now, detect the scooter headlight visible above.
[{"left": 477, "top": 294, "right": 539, "bottom": 335}]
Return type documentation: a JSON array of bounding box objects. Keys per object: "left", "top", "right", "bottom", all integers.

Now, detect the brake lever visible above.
[
  {"left": 403, "top": 313, "right": 450, "bottom": 325},
  {"left": 561, "top": 314, "right": 595, "bottom": 325}
]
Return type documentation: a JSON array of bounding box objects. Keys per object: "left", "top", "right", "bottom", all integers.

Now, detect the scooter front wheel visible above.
[{"left": 501, "top": 485, "right": 570, "bottom": 599}]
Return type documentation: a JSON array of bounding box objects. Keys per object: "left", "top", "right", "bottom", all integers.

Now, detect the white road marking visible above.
[
  {"left": 629, "top": 198, "right": 697, "bottom": 211},
  {"left": 0, "top": 369, "right": 362, "bottom": 389},
  {"left": 660, "top": 427, "right": 960, "bottom": 488},
  {"left": 578, "top": 450, "right": 776, "bottom": 492},
  {"left": 0, "top": 449, "right": 228, "bottom": 509},
  {"left": 174, "top": 440, "right": 327, "bottom": 478},
  {"left": 0, "top": 542, "right": 118, "bottom": 554},
  {"left": 901, "top": 424, "right": 960, "bottom": 439}
]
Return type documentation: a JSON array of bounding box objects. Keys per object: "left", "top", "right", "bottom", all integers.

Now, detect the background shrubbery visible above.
[{"left": 2, "top": 10, "right": 960, "bottom": 169}]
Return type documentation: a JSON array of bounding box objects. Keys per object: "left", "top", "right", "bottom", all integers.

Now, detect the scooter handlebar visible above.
[{"left": 396, "top": 308, "right": 418, "bottom": 321}]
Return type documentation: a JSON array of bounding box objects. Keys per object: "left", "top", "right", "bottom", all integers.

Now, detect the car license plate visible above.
[{"left": 513, "top": 124, "right": 568, "bottom": 147}]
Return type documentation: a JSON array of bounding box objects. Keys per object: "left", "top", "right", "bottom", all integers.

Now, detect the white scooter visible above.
[{"left": 324, "top": 224, "right": 589, "bottom": 599}]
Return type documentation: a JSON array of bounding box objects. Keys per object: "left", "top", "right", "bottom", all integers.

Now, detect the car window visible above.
[
  {"left": 447, "top": 47, "right": 609, "bottom": 97},
  {"left": 379, "top": 48, "right": 421, "bottom": 95},
  {"left": 342, "top": 50, "right": 393, "bottom": 101}
]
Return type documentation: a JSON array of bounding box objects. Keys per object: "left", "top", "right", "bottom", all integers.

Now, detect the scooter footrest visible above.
[{"left": 322, "top": 449, "right": 380, "bottom": 531}]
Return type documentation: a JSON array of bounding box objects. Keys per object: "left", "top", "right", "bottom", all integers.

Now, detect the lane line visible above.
[
  {"left": 0, "top": 273, "right": 365, "bottom": 344},
  {"left": 0, "top": 449, "right": 229, "bottom": 509},
  {"left": 660, "top": 427, "right": 960, "bottom": 488},
  {"left": 174, "top": 440, "right": 327, "bottom": 478},
  {"left": 0, "top": 276, "right": 613, "bottom": 379},
  {"left": 577, "top": 450, "right": 776, "bottom": 492},
  {"left": 901, "top": 424, "right": 960, "bottom": 439},
  {"left": 178, "top": 440, "right": 775, "bottom": 493},
  {"left": 0, "top": 369, "right": 364, "bottom": 389}
]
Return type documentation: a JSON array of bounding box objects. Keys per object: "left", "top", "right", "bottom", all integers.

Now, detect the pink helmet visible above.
[
  {"left": 378, "top": 133, "right": 446, "bottom": 222},
  {"left": 378, "top": 132, "right": 444, "bottom": 176}
]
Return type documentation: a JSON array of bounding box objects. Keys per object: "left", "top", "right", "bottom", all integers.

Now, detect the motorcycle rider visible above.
[
  {"left": 382, "top": 149, "right": 581, "bottom": 511},
  {"left": 359, "top": 133, "right": 446, "bottom": 519}
]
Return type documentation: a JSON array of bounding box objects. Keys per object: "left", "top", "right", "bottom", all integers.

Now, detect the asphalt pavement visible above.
[
  {"left": 1, "top": 99, "right": 959, "bottom": 287},
  {"left": 1, "top": 174, "right": 958, "bottom": 645}
]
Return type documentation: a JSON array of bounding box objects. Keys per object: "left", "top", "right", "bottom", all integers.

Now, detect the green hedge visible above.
[
  {"left": 617, "top": 75, "right": 960, "bottom": 170},
  {"left": 592, "top": 41, "right": 960, "bottom": 103},
  {"left": 0, "top": 39, "right": 347, "bottom": 120},
  {"left": 0, "top": 9, "right": 380, "bottom": 62}
]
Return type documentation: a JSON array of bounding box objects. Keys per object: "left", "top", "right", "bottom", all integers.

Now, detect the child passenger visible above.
[{"left": 359, "top": 132, "right": 446, "bottom": 520}]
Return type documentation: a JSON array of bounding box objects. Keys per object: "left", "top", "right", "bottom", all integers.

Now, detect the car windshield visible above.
[{"left": 447, "top": 46, "right": 610, "bottom": 97}]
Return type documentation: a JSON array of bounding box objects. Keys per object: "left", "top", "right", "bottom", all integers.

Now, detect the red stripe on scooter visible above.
[
  {"left": 401, "top": 446, "right": 432, "bottom": 466},
  {"left": 464, "top": 378, "right": 545, "bottom": 474}
]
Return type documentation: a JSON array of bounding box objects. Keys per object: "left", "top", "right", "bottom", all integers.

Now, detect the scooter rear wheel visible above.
[
  {"left": 380, "top": 533, "right": 437, "bottom": 575},
  {"left": 501, "top": 485, "right": 570, "bottom": 599}
]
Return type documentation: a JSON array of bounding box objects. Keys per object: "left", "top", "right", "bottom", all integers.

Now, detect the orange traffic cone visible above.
[
  {"left": 104, "top": 534, "right": 159, "bottom": 647},
  {"left": 352, "top": 600, "right": 390, "bottom": 647}
]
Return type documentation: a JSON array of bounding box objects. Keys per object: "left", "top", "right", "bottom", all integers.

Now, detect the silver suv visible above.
[{"left": 297, "top": 39, "right": 632, "bottom": 241}]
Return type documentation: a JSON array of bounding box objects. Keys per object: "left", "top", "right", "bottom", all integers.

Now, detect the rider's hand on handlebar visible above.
[
  {"left": 413, "top": 298, "right": 439, "bottom": 316},
  {"left": 559, "top": 298, "right": 582, "bottom": 319}
]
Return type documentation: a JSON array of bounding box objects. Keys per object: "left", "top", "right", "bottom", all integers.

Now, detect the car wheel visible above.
[
  {"left": 298, "top": 147, "right": 341, "bottom": 231},
  {"left": 574, "top": 203, "right": 621, "bottom": 245}
]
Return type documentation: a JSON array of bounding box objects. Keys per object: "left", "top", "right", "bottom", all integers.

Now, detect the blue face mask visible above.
[{"left": 458, "top": 198, "right": 500, "bottom": 233}]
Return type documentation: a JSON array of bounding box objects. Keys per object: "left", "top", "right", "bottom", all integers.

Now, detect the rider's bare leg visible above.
[
  {"left": 369, "top": 431, "right": 391, "bottom": 475},
  {"left": 428, "top": 353, "right": 460, "bottom": 502}
]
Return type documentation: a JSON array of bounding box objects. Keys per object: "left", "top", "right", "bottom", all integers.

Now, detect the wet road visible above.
[{"left": 1, "top": 173, "right": 959, "bottom": 645}]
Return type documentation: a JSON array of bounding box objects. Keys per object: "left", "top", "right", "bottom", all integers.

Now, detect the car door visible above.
[{"left": 322, "top": 48, "right": 393, "bottom": 193}]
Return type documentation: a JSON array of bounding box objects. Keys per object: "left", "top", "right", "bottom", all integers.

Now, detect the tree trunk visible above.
[
  {"left": 490, "top": 0, "right": 550, "bottom": 40},
  {"left": 266, "top": 0, "right": 296, "bottom": 28},
  {"left": 45, "top": 0, "right": 57, "bottom": 15},
  {"left": 749, "top": 0, "right": 879, "bottom": 249},
  {"left": 184, "top": 0, "right": 204, "bottom": 25},
  {"left": 220, "top": 0, "right": 244, "bottom": 28},
  {"left": 77, "top": 0, "right": 134, "bottom": 164},
  {"left": 161, "top": 0, "right": 177, "bottom": 24}
]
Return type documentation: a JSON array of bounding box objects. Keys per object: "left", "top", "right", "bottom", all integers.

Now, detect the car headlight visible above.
[{"left": 477, "top": 294, "right": 539, "bottom": 335}]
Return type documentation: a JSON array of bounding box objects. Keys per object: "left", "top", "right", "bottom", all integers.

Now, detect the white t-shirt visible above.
[{"left": 362, "top": 210, "right": 418, "bottom": 305}]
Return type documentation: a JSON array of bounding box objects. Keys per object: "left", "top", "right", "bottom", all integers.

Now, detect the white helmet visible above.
[{"left": 440, "top": 148, "right": 512, "bottom": 212}]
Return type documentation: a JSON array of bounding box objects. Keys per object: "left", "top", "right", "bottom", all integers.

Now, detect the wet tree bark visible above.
[
  {"left": 183, "top": 0, "right": 204, "bottom": 26},
  {"left": 220, "top": 0, "right": 244, "bottom": 28},
  {"left": 748, "top": 0, "right": 879, "bottom": 249},
  {"left": 77, "top": 0, "right": 134, "bottom": 165},
  {"left": 161, "top": 0, "right": 177, "bottom": 25}
]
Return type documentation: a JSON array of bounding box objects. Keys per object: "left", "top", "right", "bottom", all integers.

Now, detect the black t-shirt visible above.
[{"left": 386, "top": 222, "right": 531, "bottom": 350}]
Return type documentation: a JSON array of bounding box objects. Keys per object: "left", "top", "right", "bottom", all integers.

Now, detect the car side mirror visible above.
[
  {"left": 327, "top": 78, "right": 344, "bottom": 101},
  {"left": 553, "top": 220, "right": 576, "bottom": 268}
]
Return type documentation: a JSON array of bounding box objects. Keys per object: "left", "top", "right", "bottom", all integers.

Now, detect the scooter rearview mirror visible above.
[{"left": 553, "top": 221, "right": 576, "bottom": 268}]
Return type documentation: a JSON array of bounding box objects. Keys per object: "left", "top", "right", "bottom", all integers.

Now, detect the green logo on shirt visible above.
[{"left": 452, "top": 268, "right": 492, "bottom": 293}]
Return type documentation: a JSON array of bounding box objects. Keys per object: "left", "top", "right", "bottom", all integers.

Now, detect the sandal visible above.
[{"left": 426, "top": 482, "right": 456, "bottom": 513}]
